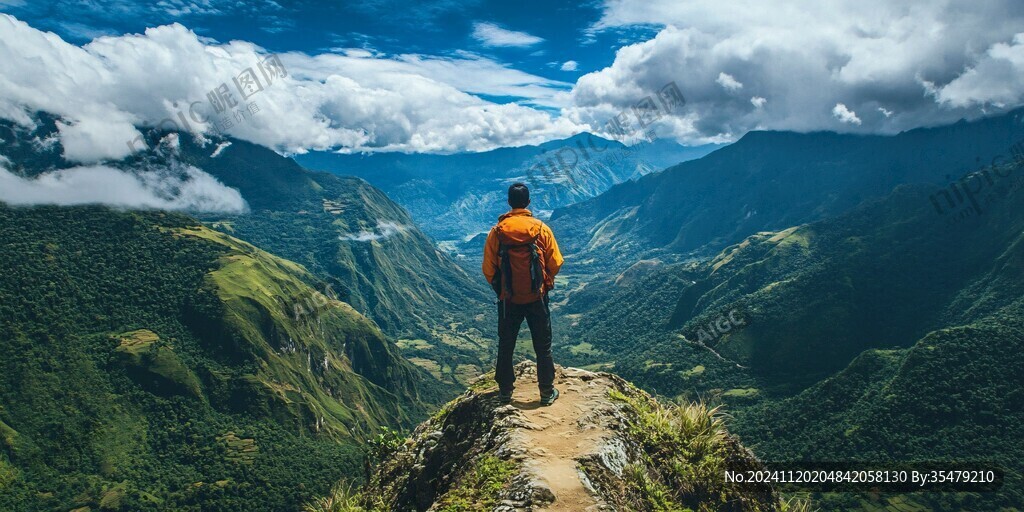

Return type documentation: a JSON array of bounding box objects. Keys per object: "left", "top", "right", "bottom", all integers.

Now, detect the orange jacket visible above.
[{"left": 482, "top": 209, "right": 563, "bottom": 304}]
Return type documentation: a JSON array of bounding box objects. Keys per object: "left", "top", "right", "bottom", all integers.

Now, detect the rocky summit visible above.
[{"left": 359, "top": 362, "right": 781, "bottom": 511}]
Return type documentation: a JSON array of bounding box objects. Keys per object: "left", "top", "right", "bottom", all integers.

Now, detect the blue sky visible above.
[
  {"left": 2, "top": 0, "right": 657, "bottom": 89},
  {"left": 1, "top": 0, "right": 1023, "bottom": 157}
]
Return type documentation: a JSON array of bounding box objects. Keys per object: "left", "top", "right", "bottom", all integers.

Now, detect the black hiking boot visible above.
[
  {"left": 540, "top": 388, "right": 559, "bottom": 406},
  {"left": 497, "top": 390, "right": 513, "bottom": 405}
]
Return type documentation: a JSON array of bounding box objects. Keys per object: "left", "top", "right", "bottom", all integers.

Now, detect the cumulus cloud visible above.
[
  {"left": 716, "top": 72, "right": 742, "bottom": 91},
  {"left": 472, "top": 22, "right": 544, "bottom": 47},
  {"left": 566, "top": 0, "right": 1024, "bottom": 143},
  {"left": 0, "top": 161, "right": 248, "bottom": 212},
  {"left": 832, "top": 103, "right": 862, "bottom": 125},
  {"left": 934, "top": 32, "right": 1024, "bottom": 108},
  {"left": 0, "top": 14, "right": 580, "bottom": 157},
  {"left": 210, "top": 141, "right": 231, "bottom": 157},
  {"left": 3, "top": 2, "right": 1023, "bottom": 159},
  {"left": 561, "top": 60, "right": 579, "bottom": 71},
  {"left": 339, "top": 221, "right": 410, "bottom": 242},
  {"left": 55, "top": 112, "right": 143, "bottom": 163}
]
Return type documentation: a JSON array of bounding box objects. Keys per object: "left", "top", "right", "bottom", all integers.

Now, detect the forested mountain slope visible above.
[
  {"left": 296, "top": 134, "right": 719, "bottom": 256},
  {"left": 0, "top": 116, "right": 494, "bottom": 384},
  {"left": 557, "top": 156, "right": 1024, "bottom": 509},
  {"left": 550, "top": 109, "right": 1024, "bottom": 272},
  {"left": 0, "top": 206, "right": 446, "bottom": 511}
]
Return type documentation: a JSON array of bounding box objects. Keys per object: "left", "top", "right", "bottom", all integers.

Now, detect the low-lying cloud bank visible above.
[
  {"left": 339, "top": 221, "right": 410, "bottom": 242},
  {"left": 0, "top": 161, "right": 248, "bottom": 213}
]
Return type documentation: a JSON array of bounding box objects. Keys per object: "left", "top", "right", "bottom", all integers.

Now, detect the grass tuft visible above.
[
  {"left": 303, "top": 483, "right": 370, "bottom": 512},
  {"left": 435, "top": 455, "right": 516, "bottom": 512}
]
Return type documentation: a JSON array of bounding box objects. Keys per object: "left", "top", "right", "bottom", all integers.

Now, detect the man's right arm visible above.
[{"left": 482, "top": 227, "right": 499, "bottom": 285}]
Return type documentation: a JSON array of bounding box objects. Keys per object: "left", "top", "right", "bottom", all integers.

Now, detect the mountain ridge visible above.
[
  {"left": 0, "top": 205, "right": 445, "bottom": 511},
  {"left": 549, "top": 108, "right": 1024, "bottom": 272},
  {"left": 310, "top": 362, "right": 788, "bottom": 512},
  {"left": 0, "top": 116, "right": 496, "bottom": 385},
  {"left": 295, "top": 133, "right": 720, "bottom": 261}
]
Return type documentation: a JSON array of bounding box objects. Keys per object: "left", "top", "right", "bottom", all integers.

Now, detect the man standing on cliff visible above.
[{"left": 483, "top": 182, "right": 564, "bottom": 406}]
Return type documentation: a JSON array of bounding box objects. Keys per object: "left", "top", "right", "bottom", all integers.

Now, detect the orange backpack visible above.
[{"left": 495, "top": 216, "right": 547, "bottom": 302}]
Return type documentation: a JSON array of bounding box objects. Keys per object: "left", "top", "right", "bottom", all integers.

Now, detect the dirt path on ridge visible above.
[{"left": 506, "top": 367, "right": 616, "bottom": 512}]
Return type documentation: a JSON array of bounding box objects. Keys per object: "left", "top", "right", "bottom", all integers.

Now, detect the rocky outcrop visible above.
[{"left": 359, "top": 362, "right": 780, "bottom": 511}]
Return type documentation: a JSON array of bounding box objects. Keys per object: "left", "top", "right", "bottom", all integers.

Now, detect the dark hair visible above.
[{"left": 508, "top": 182, "right": 530, "bottom": 208}]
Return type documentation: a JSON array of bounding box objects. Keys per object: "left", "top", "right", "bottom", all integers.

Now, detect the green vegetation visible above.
[
  {"left": 161, "top": 133, "right": 495, "bottom": 385},
  {"left": 607, "top": 388, "right": 738, "bottom": 510},
  {"left": 735, "top": 308, "right": 1024, "bottom": 510},
  {"left": 300, "top": 454, "right": 517, "bottom": 512},
  {"left": 113, "top": 329, "right": 203, "bottom": 399},
  {"left": 561, "top": 171, "right": 1024, "bottom": 509},
  {"left": 433, "top": 455, "right": 517, "bottom": 512},
  {"left": 302, "top": 483, "right": 375, "bottom": 512},
  {"left": 0, "top": 117, "right": 493, "bottom": 387},
  {"left": 366, "top": 426, "right": 407, "bottom": 468},
  {"left": 0, "top": 205, "right": 438, "bottom": 511},
  {"left": 551, "top": 108, "right": 1024, "bottom": 272},
  {"left": 722, "top": 388, "right": 759, "bottom": 399},
  {"left": 568, "top": 341, "right": 602, "bottom": 356}
]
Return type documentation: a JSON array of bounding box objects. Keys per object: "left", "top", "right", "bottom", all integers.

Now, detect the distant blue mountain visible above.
[
  {"left": 295, "top": 134, "right": 721, "bottom": 258},
  {"left": 550, "top": 109, "right": 1024, "bottom": 271}
]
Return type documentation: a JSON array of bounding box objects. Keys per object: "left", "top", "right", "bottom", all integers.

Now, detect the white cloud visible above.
[
  {"left": 210, "top": 141, "right": 231, "bottom": 157},
  {"left": 560, "top": 60, "right": 578, "bottom": 71},
  {"left": 472, "top": 22, "right": 544, "bottom": 47},
  {"left": 0, "top": 14, "right": 580, "bottom": 156},
  {"left": 4, "top": 2, "right": 1023, "bottom": 158},
  {"left": 339, "top": 221, "right": 410, "bottom": 242},
  {"left": 568, "top": 0, "right": 1024, "bottom": 143},
  {"left": 878, "top": 106, "right": 894, "bottom": 118},
  {"left": 55, "top": 112, "right": 143, "bottom": 163},
  {"left": 832, "top": 103, "right": 862, "bottom": 125},
  {"left": 0, "top": 161, "right": 248, "bottom": 212},
  {"left": 716, "top": 72, "right": 742, "bottom": 91},
  {"left": 934, "top": 32, "right": 1024, "bottom": 108}
]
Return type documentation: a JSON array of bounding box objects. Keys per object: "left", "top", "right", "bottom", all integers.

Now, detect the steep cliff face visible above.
[{"left": 334, "top": 363, "right": 781, "bottom": 511}]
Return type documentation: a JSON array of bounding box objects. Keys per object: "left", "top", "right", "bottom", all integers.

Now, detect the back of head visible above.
[{"left": 508, "top": 182, "right": 530, "bottom": 209}]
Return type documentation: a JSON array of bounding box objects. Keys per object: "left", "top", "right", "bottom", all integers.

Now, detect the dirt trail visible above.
[{"left": 507, "top": 367, "right": 615, "bottom": 512}]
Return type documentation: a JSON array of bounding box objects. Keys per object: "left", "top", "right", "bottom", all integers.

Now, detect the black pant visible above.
[{"left": 496, "top": 297, "right": 555, "bottom": 395}]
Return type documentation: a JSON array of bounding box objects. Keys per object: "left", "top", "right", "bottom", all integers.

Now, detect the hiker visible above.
[{"left": 482, "top": 182, "right": 564, "bottom": 406}]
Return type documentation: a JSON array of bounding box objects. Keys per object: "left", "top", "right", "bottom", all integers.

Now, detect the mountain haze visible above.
[{"left": 296, "top": 134, "right": 720, "bottom": 259}]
